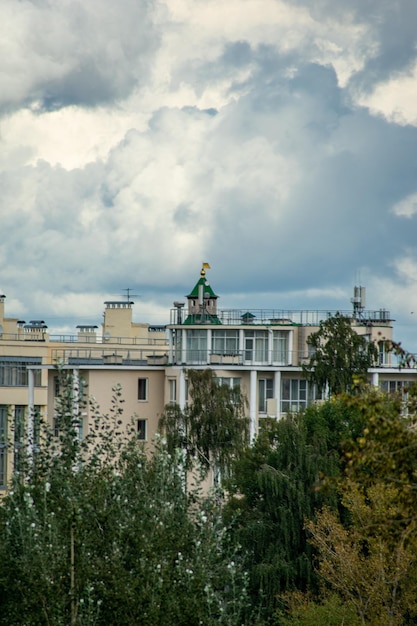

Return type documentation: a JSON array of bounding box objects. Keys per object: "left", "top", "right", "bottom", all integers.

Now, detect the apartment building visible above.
[
  {"left": 0, "top": 296, "right": 167, "bottom": 487},
  {"left": 0, "top": 266, "right": 414, "bottom": 487},
  {"left": 165, "top": 266, "right": 401, "bottom": 440}
]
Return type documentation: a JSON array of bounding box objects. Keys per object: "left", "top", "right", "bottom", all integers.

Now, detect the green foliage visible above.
[
  {"left": 226, "top": 399, "right": 363, "bottom": 624},
  {"left": 302, "top": 313, "right": 378, "bottom": 396},
  {"left": 306, "top": 388, "right": 417, "bottom": 626},
  {"left": 0, "top": 370, "right": 248, "bottom": 626},
  {"left": 343, "top": 388, "right": 417, "bottom": 515},
  {"left": 278, "top": 592, "right": 361, "bottom": 626},
  {"left": 7, "top": 365, "right": 417, "bottom": 625},
  {"left": 307, "top": 485, "right": 417, "bottom": 626},
  {"left": 159, "top": 369, "right": 248, "bottom": 481}
]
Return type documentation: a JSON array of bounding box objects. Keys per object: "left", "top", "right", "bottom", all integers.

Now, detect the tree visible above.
[
  {"left": 305, "top": 388, "right": 417, "bottom": 626},
  {"left": 159, "top": 369, "right": 248, "bottom": 482},
  {"left": 278, "top": 592, "right": 361, "bottom": 626},
  {"left": 306, "top": 484, "right": 417, "bottom": 626},
  {"left": 302, "top": 313, "right": 378, "bottom": 396},
  {"left": 0, "top": 370, "right": 249, "bottom": 626},
  {"left": 225, "top": 399, "right": 364, "bottom": 625}
]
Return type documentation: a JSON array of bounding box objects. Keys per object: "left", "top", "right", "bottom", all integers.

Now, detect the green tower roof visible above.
[
  {"left": 187, "top": 266, "right": 218, "bottom": 299},
  {"left": 187, "top": 276, "right": 218, "bottom": 299}
]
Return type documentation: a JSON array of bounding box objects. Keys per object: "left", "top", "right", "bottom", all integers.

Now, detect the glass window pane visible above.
[
  {"left": 282, "top": 379, "right": 290, "bottom": 399},
  {"left": 291, "top": 380, "right": 298, "bottom": 398},
  {"left": 137, "top": 419, "right": 147, "bottom": 440},
  {"left": 138, "top": 378, "right": 148, "bottom": 400}
]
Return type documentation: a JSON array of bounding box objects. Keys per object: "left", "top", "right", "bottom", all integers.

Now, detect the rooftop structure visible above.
[{"left": 0, "top": 265, "right": 414, "bottom": 490}]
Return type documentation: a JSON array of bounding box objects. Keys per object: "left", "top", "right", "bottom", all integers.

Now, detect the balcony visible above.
[
  {"left": 171, "top": 349, "right": 293, "bottom": 367},
  {"left": 51, "top": 346, "right": 167, "bottom": 366}
]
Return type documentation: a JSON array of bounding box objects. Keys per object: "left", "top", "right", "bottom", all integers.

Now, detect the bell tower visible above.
[{"left": 186, "top": 263, "right": 218, "bottom": 321}]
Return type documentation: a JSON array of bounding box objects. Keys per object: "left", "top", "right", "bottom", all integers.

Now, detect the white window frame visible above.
[
  {"left": 169, "top": 378, "right": 177, "bottom": 403},
  {"left": 244, "top": 330, "right": 268, "bottom": 363},
  {"left": 281, "top": 378, "right": 317, "bottom": 413},
  {"left": 212, "top": 330, "right": 239, "bottom": 356},
  {"left": 186, "top": 329, "right": 208, "bottom": 363},
  {"left": 272, "top": 331, "right": 289, "bottom": 364},
  {"left": 258, "top": 378, "right": 273, "bottom": 413}
]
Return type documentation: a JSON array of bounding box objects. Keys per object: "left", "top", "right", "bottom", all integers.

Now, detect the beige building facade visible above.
[
  {"left": 0, "top": 268, "right": 413, "bottom": 488},
  {"left": 0, "top": 297, "right": 167, "bottom": 487}
]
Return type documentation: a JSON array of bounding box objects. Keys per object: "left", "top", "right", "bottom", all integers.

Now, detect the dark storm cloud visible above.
[
  {"left": 199, "top": 59, "right": 417, "bottom": 295},
  {"left": 292, "top": 0, "right": 417, "bottom": 92},
  {"left": 349, "top": 1, "right": 417, "bottom": 94}
]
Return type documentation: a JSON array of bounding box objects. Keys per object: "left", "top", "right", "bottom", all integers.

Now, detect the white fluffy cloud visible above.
[{"left": 1, "top": 0, "right": 417, "bottom": 349}]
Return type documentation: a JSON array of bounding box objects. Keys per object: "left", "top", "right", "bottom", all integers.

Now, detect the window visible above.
[
  {"left": 137, "top": 419, "right": 147, "bottom": 441},
  {"left": 272, "top": 331, "right": 289, "bottom": 364},
  {"left": 78, "top": 376, "right": 87, "bottom": 402},
  {"left": 259, "top": 378, "right": 273, "bottom": 413},
  {"left": 216, "top": 377, "right": 241, "bottom": 391},
  {"left": 380, "top": 380, "right": 411, "bottom": 400},
  {"left": 138, "top": 378, "right": 148, "bottom": 401},
  {"left": 212, "top": 330, "right": 239, "bottom": 355},
  {"left": 378, "top": 341, "right": 389, "bottom": 366},
  {"left": 215, "top": 377, "right": 241, "bottom": 405},
  {"left": 173, "top": 329, "right": 183, "bottom": 363},
  {"left": 186, "top": 329, "right": 207, "bottom": 363},
  {"left": 0, "top": 406, "right": 7, "bottom": 487},
  {"left": 244, "top": 330, "right": 268, "bottom": 362},
  {"left": 0, "top": 361, "right": 41, "bottom": 386},
  {"left": 169, "top": 379, "right": 177, "bottom": 403},
  {"left": 281, "top": 379, "right": 317, "bottom": 413}
]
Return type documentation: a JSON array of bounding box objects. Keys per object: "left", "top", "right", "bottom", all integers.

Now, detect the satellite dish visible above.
[{"left": 103, "top": 331, "right": 111, "bottom": 341}]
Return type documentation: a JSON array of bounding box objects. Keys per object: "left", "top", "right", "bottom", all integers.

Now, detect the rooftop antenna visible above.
[
  {"left": 351, "top": 285, "right": 366, "bottom": 319},
  {"left": 121, "top": 288, "right": 141, "bottom": 303}
]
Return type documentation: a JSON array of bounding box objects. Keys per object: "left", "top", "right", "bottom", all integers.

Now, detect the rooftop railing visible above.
[
  {"left": 169, "top": 308, "right": 393, "bottom": 326},
  {"left": 0, "top": 332, "right": 167, "bottom": 346}
]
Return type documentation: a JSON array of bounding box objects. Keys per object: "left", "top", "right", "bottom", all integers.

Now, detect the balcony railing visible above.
[
  {"left": 169, "top": 349, "right": 415, "bottom": 369},
  {"left": 171, "top": 349, "right": 295, "bottom": 366},
  {"left": 50, "top": 346, "right": 167, "bottom": 366},
  {"left": 0, "top": 332, "right": 167, "bottom": 346}
]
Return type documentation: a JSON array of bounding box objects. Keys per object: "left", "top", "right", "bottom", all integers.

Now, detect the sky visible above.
[{"left": 1, "top": 0, "right": 417, "bottom": 349}]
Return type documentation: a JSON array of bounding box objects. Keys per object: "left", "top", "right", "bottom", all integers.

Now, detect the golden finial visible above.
[{"left": 201, "top": 262, "right": 210, "bottom": 277}]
